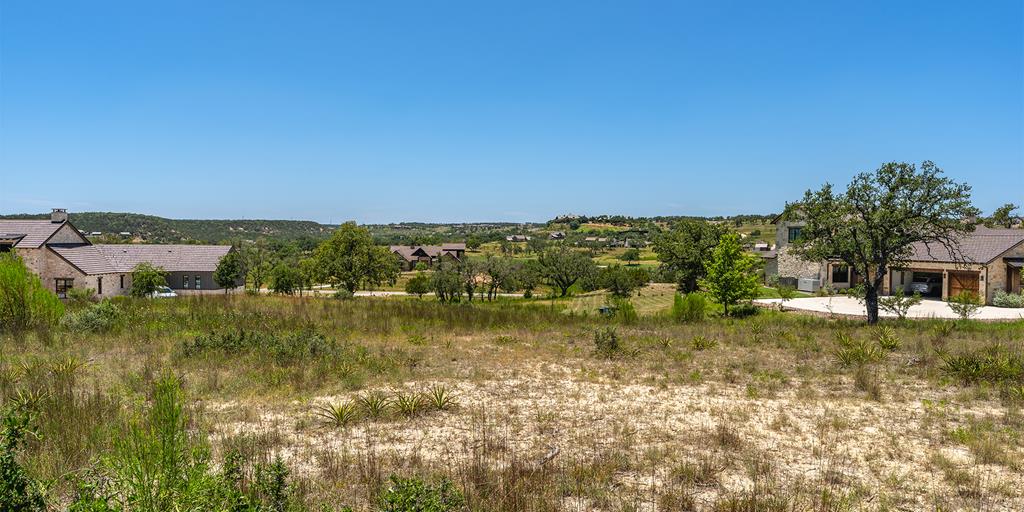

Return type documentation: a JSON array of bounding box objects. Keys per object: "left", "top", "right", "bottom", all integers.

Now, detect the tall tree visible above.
[
  {"left": 986, "top": 203, "right": 1020, "bottom": 229},
  {"left": 700, "top": 233, "right": 760, "bottom": 315},
  {"left": 537, "top": 246, "right": 597, "bottom": 297},
  {"left": 653, "top": 220, "right": 728, "bottom": 292},
  {"left": 241, "top": 239, "right": 272, "bottom": 293},
  {"left": 787, "top": 161, "right": 979, "bottom": 324},
  {"left": 312, "top": 222, "right": 399, "bottom": 293}
]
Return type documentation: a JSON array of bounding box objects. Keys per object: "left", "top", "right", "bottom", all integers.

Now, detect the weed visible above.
[
  {"left": 394, "top": 392, "right": 427, "bottom": 418},
  {"left": 358, "top": 392, "right": 391, "bottom": 419},
  {"left": 593, "top": 327, "right": 622, "bottom": 357}
]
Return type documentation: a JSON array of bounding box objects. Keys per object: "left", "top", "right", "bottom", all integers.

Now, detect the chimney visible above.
[{"left": 51, "top": 208, "right": 68, "bottom": 223}]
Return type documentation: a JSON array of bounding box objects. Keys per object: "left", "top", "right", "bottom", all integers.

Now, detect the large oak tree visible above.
[
  {"left": 786, "top": 161, "right": 978, "bottom": 324},
  {"left": 312, "top": 222, "right": 399, "bottom": 293}
]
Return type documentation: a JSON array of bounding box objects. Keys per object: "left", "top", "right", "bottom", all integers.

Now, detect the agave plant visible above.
[
  {"left": 358, "top": 391, "right": 391, "bottom": 419},
  {"left": 313, "top": 400, "right": 360, "bottom": 428},
  {"left": 426, "top": 384, "right": 458, "bottom": 411},
  {"left": 394, "top": 392, "right": 426, "bottom": 417},
  {"left": 874, "top": 326, "right": 901, "bottom": 351}
]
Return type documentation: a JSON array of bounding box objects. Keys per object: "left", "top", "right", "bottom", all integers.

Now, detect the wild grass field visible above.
[{"left": 3, "top": 294, "right": 1023, "bottom": 511}]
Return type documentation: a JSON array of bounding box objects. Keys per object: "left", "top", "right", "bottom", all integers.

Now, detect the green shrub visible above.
[
  {"left": 379, "top": 475, "right": 464, "bottom": 512},
  {"left": 941, "top": 345, "right": 1024, "bottom": 384},
  {"left": 729, "top": 302, "right": 760, "bottom": 318},
  {"left": 671, "top": 293, "right": 706, "bottom": 323},
  {"left": 62, "top": 300, "right": 121, "bottom": 333},
  {"left": 833, "top": 332, "right": 884, "bottom": 367},
  {"left": 0, "top": 253, "right": 64, "bottom": 333},
  {"left": 333, "top": 288, "right": 355, "bottom": 300},
  {"left": 66, "top": 287, "right": 98, "bottom": 306},
  {"left": 878, "top": 289, "right": 922, "bottom": 319},
  {"left": 992, "top": 290, "right": 1024, "bottom": 308},
  {"left": 874, "top": 326, "right": 901, "bottom": 351},
  {"left": 691, "top": 335, "right": 718, "bottom": 351},
  {"left": 405, "top": 272, "right": 431, "bottom": 298},
  {"left": 608, "top": 297, "right": 638, "bottom": 324},
  {"left": 0, "top": 407, "right": 47, "bottom": 512},
  {"left": 593, "top": 327, "right": 621, "bottom": 357},
  {"left": 948, "top": 291, "right": 982, "bottom": 320},
  {"left": 129, "top": 262, "right": 168, "bottom": 298}
]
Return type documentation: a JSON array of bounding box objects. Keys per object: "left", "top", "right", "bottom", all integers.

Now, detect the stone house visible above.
[
  {"left": 1, "top": 209, "right": 239, "bottom": 298},
  {"left": 390, "top": 243, "right": 466, "bottom": 271},
  {"left": 767, "top": 216, "right": 1024, "bottom": 304}
]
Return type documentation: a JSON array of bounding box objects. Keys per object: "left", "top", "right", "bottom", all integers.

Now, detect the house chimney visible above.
[{"left": 51, "top": 208, "right": 68, "bottom": 223}]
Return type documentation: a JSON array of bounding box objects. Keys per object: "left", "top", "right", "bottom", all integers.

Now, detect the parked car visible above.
[
  {"left": 909, "top": 275, "right": 940, "bottom": 295},
  {"left": 151, "top": 286, "right": 178, "bottom": 298}
]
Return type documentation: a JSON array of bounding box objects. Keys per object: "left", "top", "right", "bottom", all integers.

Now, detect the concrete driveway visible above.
[{"left": 754, "top": 296, "right": 1024, "bottom": 321}]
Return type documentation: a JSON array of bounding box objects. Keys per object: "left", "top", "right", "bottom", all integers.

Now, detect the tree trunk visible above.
[{"left": 864, "top": 285, "right": 880, "bottom": 325}]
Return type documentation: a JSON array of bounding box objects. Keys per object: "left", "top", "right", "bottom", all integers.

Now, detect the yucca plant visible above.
[
  {"left": 426, "top": 384, "right": 458, "bottom": 411},
  {"left": 394, "top": 392, "right": 426, "bottom": 418},
  {"left": 690, "top": 335, "right": 718, "bottom": 351},
  {"left": 358, "top": 392, "right": 391, "bottom": 419},
  {"left": 874, "top": 326, "right": 901, "bottom": 351},
  {"left": 313, "top": 400, "right": 360, "bottom": 428}
]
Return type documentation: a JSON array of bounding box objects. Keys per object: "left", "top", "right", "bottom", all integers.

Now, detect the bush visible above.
[
  {"left": 833, "top": 332, "right": 884, "bottom": 367},
  {"left": 379, "top": 475, "right": 465, "bottom": 512},
  {"left": 178, "top": 329, "right": 335, "bottom": 364},
  {"left": 62, "top": 300, "right": 121, "bottom": 333},
  {"left": 992, "top": 290, "right": 1024, "bottom": 308},
  {"left": 729, "top": 302, "right": 760, "bottom": 318},
  {"left": 129, "top": 262, "right": 168, "bottom": 298},
  {"left": 671, "top": 293, "right": 706, "bottom": 323},
  {"left": 948, "top": 291, "right": 983, "bottom": 320},
  {"left": 878, "top": 289, "right": 922, "bottom": 319},
  {"left": 942, "top": 345, "right": 1024, "bottom": 384},
  {"left": 333, "top": 288, "right": 354, "bottom": 300},
  {"left": 405, "top": 272, "right": 431, "bottom": 298},
  {"left": 66, "top": 287, "right": 98, "bottom": 306},
  {"left": 593, "top": 327, "right": 621, "bottom": 357},
  {"left": 607, "top": 297, "right": 637, "bottom": 324},
  {"left": 0, "top": 253, "right": 64, "bottom": 333},
  {"left": 0, "top": 407, "right": 47, "bottom": 511}
]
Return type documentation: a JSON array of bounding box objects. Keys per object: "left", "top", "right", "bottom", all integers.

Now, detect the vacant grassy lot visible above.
[{"left": 3, "top": 294, "right": 1023, "bottom": 510}]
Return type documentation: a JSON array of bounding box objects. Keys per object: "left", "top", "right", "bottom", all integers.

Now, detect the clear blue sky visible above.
[{"left": 1, "top": 1, "right": 1021, "bottom": 223}]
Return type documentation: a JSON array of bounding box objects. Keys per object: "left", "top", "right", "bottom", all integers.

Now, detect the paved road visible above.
[{"left": 755, "top": 296, "right": 1024, "bottom": 321}]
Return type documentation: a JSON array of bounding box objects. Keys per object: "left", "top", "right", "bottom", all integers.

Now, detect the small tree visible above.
[
  {"left": 269, "top": 263, "right": 302, "bottom": 295},
  {"left": 787, "top": 161, "right": 978, "bottom": 324},
  {"left": 431, "top": 263, "right": 463, "bottom": 303},
  {"left": 405, "top": 272, "right": 431, "bottom": 298},
  {"left": 653, "top": 220, "right": 728, "bottom": 293},
  {"left": 312, "top": 222, "right": 399, "bottom": 293},
  {"left": 700, "top": 233, "right": 760, "bottom": 316},
  {"left": 0, "top": 253, "right": 64, "bottom": 333},
  {"left": 213, "top": 250, "right": 243, "bottom": 293},
  {"left": 948, "top": 291, "right": 982, "bottom": 320},
  {"left": 130, "top": 262, "right": 168, "bottom": 298},
  {"left": 537, "top": 246, "right": 597, "bottom": 297},
  {"left": 986, "top": 203, "right": 1020, "bottom": 229},
  {"left": 602, "top": 265, "right": 638, "bottom": 298},
  {"left": 878, "top": 288, "right": 922, "bottom": 320},
  {"left": 620, "top": 248, "right": 641, "bottom": 265}
]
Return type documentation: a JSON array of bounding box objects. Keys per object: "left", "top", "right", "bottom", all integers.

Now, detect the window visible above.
[
  {"left": 787, "top": 227, "right": 802, "bottom": 243},
  {"left": 194, "top": 275, "right": 202, "bottom": 290},
  {"left": 97, "top": 277, "right": 103, "bottom": 295},
  {"left": 0, "top": 243, "right": 11, "bottom": 253},
  {"left": 55, "top": 278, "right": 74, "bottom": 299},
  {"left": 832, "top": 265, "right": 849, "bottom": 284},
  {"left": 183, "top": 275, "right": 190, "bottom": 288},
  {"left": 120, "top": 274, "right": 125, "bottom": 289}
]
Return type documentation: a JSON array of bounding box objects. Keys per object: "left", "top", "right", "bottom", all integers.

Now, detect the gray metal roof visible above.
[
  {"left": 0, "top": 220, "right": 66, "bottom": 248},
  {"left": 50, "top": 244, "right": 232, "bottom": 274},
  {"left": 908, "top": 227, "right": 1024, "bottom": 264}
]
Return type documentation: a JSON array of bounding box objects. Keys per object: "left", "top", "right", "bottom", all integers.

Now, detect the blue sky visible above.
[{"left": 1, "top": 1, "right": 1021, "bottom": 223}]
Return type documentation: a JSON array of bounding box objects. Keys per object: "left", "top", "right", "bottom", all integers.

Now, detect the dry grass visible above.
[{"left": 3, "top": 294, "right": 1023, "bottom": 510}]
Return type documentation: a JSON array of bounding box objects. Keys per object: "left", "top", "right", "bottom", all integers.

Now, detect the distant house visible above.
[
  {"left": 768, "top": 215, "right": 1024, "bottom": 303},
  {"left": 549, "top": 231, "right": 566, "bottom": 240},
  {"left": 506, "top": 235, "right": 531, "bottom": 242},
  {"left": 0, "top": 209, "right": 240, "bottom": 298},
  {"left": 390, "top": 243, "right": 466, "bottom": 271}
]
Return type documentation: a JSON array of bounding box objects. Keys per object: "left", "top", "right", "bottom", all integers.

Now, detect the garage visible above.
[
  {"left": 948, "top": 271, "right": 980, "bottom": 298},
  {"left": 908, "top": 271, "right": 943, "bottom": 298}
]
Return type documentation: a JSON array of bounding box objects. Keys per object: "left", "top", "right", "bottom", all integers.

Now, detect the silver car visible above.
[
  {"left": 909, "top": 275, "right": 940, "bottom": 295},
  {"left": 150, "top": 286, "right": 178, "bottom": 298}
]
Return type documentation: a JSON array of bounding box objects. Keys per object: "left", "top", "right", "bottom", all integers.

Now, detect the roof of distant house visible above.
[
  {"left": 0, "top": 219, "right": 67, "bottom": 248},
  {"left": 908, "top": 227, "right": 1024, "bottom": 264},
  {"left": 50, "top": 244, "right": 233, "bottom": 274},
  {"left": 390, "top": 244, "right": 465, "bottom": 262}
]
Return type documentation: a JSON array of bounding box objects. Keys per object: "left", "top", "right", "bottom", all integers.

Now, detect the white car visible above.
[
  {"left": 151, "top": 286, "right": 178, "bottom": 298},
  {"left": 909, "top": 275, "right": 940, "bottom": 295}
]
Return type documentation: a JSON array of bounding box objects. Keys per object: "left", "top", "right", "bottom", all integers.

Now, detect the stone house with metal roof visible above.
[
  {"left": 767, "top": 216, "right": 1024, "bottom": 304},
  {"left": 1, "top": 209, "right": 239, "bottom": 298},
  {"left": 389, "top": 243, "right": 466, "bottom": 271}
]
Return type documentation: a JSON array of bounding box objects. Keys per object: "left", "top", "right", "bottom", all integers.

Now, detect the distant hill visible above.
[{"left": 0, "top": 212, "right": 334, "bottom": 244}]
